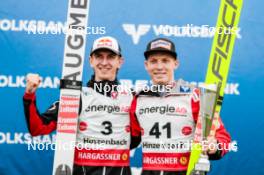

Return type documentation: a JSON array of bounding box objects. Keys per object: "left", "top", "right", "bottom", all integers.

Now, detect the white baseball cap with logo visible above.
[{"left": 90, "top": 36, "right": 122, "bottom": 56}]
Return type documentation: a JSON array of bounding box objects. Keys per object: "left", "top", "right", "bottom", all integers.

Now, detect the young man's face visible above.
[
  {"left": 145, "top": 52, "right": 179, "bottom": 85},
  {"left": 90, "top": 49, "right": 123, "bottom": 81}
]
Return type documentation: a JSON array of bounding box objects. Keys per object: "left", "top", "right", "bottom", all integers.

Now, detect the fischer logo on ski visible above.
[{"left": 187, "top": 0, "right": 243, "bottom": 174}]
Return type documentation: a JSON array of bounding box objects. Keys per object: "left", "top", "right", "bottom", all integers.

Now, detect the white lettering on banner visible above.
[
  {"left": 0, "top": 74, "right": 240, "bottom": 95},
  {"left": 0, "top": 19, "right": 106, "bottom": 35},
  {"left": 123, "top": 24, "right": 242, "bottom": 45},
  {"left": 0, "top": 75, "right": 59, "bottom": 88},
  {"left": 190, "top": 81, "right": 240, "bottom": 95},
  {"left": 39, "top": 76, "right": 60, "bottom": 88},
  {"left": 225, "top": 83, "right": 240, "bottom": 95},
  {"left": 0, "top": 19, "right": 65, "bottom": 33},
  {"left": 0, "top": 132, "right": 56, "bottom": 144}
]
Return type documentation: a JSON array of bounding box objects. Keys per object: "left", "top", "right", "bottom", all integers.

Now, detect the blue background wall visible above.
[{"left": 1, "top": 0, "right": 263, "bottom": 174}]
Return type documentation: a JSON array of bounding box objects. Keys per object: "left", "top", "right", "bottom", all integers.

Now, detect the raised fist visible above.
[{"left": 25, "top": 73, "right": 41, "bottom": 94}]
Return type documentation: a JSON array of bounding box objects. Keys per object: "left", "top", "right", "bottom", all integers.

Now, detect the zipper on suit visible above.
[{"left": 102, "top": 166, "right": 106, "bottom": 175}]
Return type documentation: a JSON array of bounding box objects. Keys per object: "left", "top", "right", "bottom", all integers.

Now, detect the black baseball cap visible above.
[{"left": 144, "top": 38, "right": 177, "bottom": 59}]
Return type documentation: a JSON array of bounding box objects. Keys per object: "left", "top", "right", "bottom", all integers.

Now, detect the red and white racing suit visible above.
[
  {"left": 130, "top": 80, "right": 231, "bottom": 175},
  {"left": 23, "top": 77, "right": 139, "bottom": 175}
]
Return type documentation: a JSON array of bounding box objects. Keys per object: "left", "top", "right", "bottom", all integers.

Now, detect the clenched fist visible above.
[{"left": 25, "top": 73, "right": 41, "bottom": 94}]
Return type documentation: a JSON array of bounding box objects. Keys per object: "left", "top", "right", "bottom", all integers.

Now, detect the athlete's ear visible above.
[
  {"left": 174, "top": 59, "right": 179, "bottom": 69},
  {"left": 89, "top": 56, "right": 94, "bottom": 68},
  {"left": 117, "top": 56, "right": 124, "bottom": 68},
  {"left": 144, "top": 60, "right": 149, "bottom": 71}
]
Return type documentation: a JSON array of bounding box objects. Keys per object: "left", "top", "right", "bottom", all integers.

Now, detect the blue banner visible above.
[{"left": 0, "top": 0, "right": 263, "bottom": 174}]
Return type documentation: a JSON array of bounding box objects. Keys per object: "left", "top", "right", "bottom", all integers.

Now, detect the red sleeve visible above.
[
  {"left": 191, "top": 99, "right": 200, "bottom": 123},
  {"left": 129, "top": 96, "right": 141, "bottom": 137},
  {"left": 215, "top": 116, "right": 231, "bottom": 156},
  {"left": 191, "top": 88, "right": 200, "bottom": 123},
  {"left": 23, "top": 92, "right": 57, "bottom": 136}
]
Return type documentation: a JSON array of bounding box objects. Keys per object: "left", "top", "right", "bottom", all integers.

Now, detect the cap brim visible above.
[
  {"left": 90, "top": 47, "right": 121, "bottom": 56},
  {"left": 144, "top": 48, "right": 177, "bottom": 59}
]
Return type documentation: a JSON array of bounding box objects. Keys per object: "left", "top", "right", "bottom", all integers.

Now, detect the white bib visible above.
[
  {"left": 136, "top": 81, "right": 197, "bottom": 171},
  {"left": 74, "top": 87, "right": 133, "bottom": 166}
]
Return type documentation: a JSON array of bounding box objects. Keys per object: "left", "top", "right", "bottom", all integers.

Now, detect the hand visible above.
[
  {"left": 25, "top": 73, "right": 41, "bottom": 94},
  {"left": 202, "top": 136, "right": 218, "bottom": 155}
]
